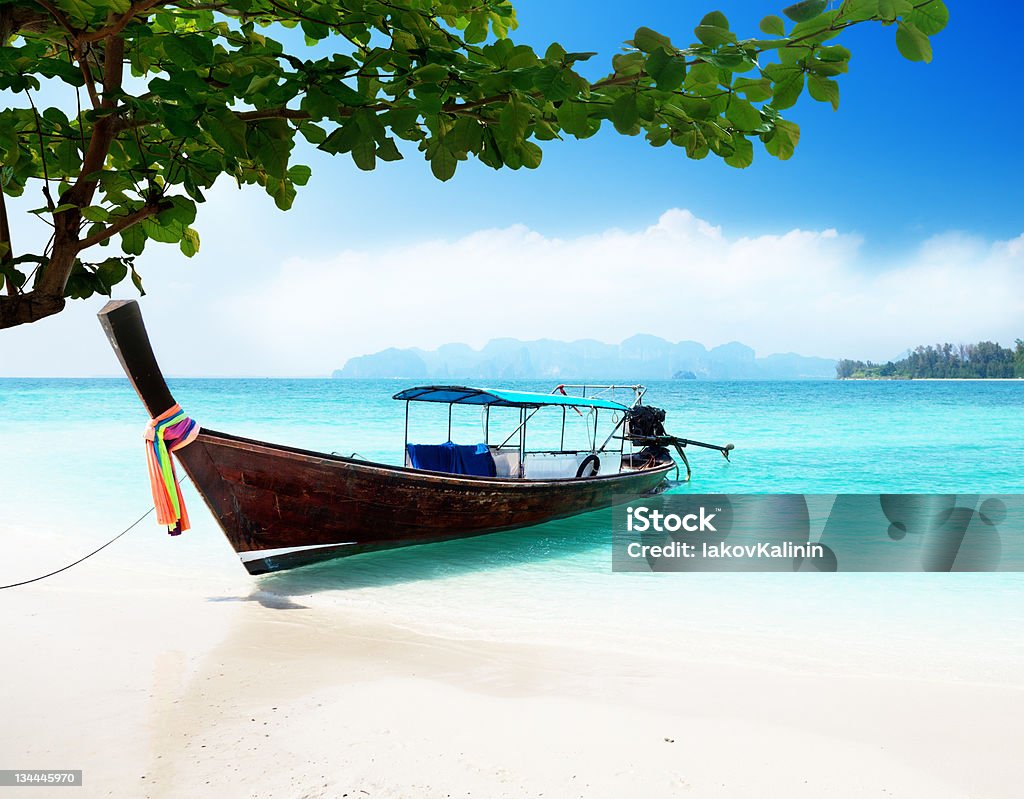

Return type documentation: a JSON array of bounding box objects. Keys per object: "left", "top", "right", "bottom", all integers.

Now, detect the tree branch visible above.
[
  {"left": 35, "top": 30, "right": 126, "bottom": 298},
  {"left": 74, "top": 42, "right": 101, "bottom": 108},
  {"left": 235, "top": 107, "right": 315, "bottom": 122},
  {"left": 0, "top": 291, "right": 65, "bottom": 327},
  {"left": 75, "top": 203, "right": 160, "bottom": 251},
  {"left": 30, "top": 0, "right": 78, "bottom": 37},
  {"left": 79, "top": 0, "right": 169, "bottom": 43}
]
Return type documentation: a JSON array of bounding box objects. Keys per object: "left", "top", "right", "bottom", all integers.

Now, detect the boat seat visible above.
[
  {"left": 489, "top": 447, "right": 523, "bottom": 478},
  {"left": 405, "top": 442, "right": 496, "bottom": 477}
]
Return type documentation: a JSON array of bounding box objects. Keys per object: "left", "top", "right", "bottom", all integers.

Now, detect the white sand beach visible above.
[{"left": 3, "top": 539, "right": 1022, "bottom": 799}]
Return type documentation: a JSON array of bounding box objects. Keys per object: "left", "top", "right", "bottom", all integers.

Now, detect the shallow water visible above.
[{"left": 2, "top": 378, "right": 1023, "bottom": 681}]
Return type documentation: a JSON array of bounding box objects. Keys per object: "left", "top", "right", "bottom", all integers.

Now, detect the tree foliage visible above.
[
  {"left": 0, "top": 0, "right": 948, "bottom": 328},
  {"left": 837, "top": 339, "right": 1024, "bottom": 380}
]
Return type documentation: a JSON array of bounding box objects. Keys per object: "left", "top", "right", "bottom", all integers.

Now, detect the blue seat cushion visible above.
[{"left": 406, "top": 442, "right": 497, "bottom": 477}]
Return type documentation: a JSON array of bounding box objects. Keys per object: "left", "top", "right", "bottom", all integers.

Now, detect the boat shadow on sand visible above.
[{"left": 221, "top": 513, "right": 609, "bottom": 605}]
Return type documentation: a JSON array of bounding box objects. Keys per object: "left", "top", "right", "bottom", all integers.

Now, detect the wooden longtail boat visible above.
[{"left": 98, "top": 300, "right": 728, "bottom": 575}]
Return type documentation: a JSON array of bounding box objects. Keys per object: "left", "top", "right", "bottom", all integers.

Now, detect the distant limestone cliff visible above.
[{"left": 333, "top": 335, "right": 836, "bottom": 380}]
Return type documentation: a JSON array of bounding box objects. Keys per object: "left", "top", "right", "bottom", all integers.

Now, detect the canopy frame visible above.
[
  {"left": 397, "top": 384, "right": 647, "bottom": 476},
  {"left": 392, "top": 384, "right": 633, "bottom": 412}
]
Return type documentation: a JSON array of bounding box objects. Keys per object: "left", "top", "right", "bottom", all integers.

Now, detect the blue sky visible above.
[
  {"left": 281, "top": 0, "right": 1023, "bottom": 254},
  {"left": 3, "top": 1, "right": 1023, "bottom": 376}
]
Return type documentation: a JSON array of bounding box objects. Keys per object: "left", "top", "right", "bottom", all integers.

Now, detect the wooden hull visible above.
[{"left": 177, "top": 430, "right": 673, "bottom": 573}]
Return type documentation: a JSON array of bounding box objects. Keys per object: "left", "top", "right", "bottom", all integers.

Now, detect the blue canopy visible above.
[{"left": 392, "top": 385, "right": 628, "bottom": 411}]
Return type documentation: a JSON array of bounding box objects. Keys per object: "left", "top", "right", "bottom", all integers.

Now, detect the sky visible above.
[{"left": 2, "top": 1, "right": 1022, "bottom": 376}]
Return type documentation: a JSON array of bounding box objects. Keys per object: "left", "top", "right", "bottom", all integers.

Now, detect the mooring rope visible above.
[{"left": 0, "top": 506, "right": 154, "bottom": 590}]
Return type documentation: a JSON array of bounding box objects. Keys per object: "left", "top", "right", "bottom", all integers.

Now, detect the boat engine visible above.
[
  {"left": 625, "top": 405, "right": 668, "bottom": 439},
  {"left": 625, "top": 404, "right": 734, "bottom": 482}
]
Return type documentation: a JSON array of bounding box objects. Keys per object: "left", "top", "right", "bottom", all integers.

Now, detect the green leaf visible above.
[
  {"left": 519, "top": 140, "right": 542, "bottom": 169},
  {"left": 612, "top": 51, "right": 645, "bottom": 77},
  {"left": 674, "top": 126, "right": 709, "bottom": 159},
  {"left": 783, "top": 0, "right": 828, "bottom": 22},
  {"left": 465, "top": 15, "right": 488, "bottom": 44},
  {"left": 557, "top": 101, "right": 596, "bottom": 138},
  {"left": 611, "top": 94, "right": 640, "bottom": 134},
  {"left": 301, "top": 87, "right": 342, "bottom": 121},
  {"left": 677, "top": 95, "right": 713, "bottom": 120},
  {"left": 0, "top": 261, "right": 26, "bottom": 290},
  {"left": 907, "top": 1, "right": 949, "bottom": 35},
  {"left": 29, "top": 203, "right": 77, "bottom": 215},
  {"left": 300, "top": 19, "right": 329, "bottom": 41},
  {"left": 759, "top": 15, "right": 786, "bottom": 36},
  {"left": 645, "top": 124, "right": 672, "bottom": 147},
  {"left": 376, "top": 138, "right": 403, "bottom": 162},
  {"left": 764, "top": 64, "right": 805, "bottom": 110},
  {"left": 429, "top": 145, "right": 457, "bottom": 181},
  {"left": 788, "top": 9, "right": 840, "bottom": 41},
  {"left": 694, "top": 12, "right": 736, "bottom": 47},
  {"left": 646, "top": 48, "right": 686, "bottom": 91},
  {"left": 895, "top": 20, "right": 932, "bottom": 62},
  {"left": 546, "top": 42, "right": 568, "bottom": 61},
  {"left": 162, "top": 197, "right": 198, "bottom": 226},
  {"left": 838, "top": 0, "right": 880, "bottom": 22},
  {"left": 318, "top": 120, "right": 361, "bottom": 155},
  {"left": 535, "top": 67, "right": 577, "bottom": 101},
  {"left": 179, "top": 227, "right": 200, "bottom": 257},
  {"left": 121, "top": 225, "right": 146, "bottom": 256},
  {"left": 142, "top": 218, "right": 183, "bottom": 244},
  {"left": 244, "top": 73, "right": 278, "bottom": 98},
  {"left": 267, "top": 177, "right": 296, "bottom": 210},
  {"left": 298, "top": 122, "right": 327, "bottom": 145},
  {"left": 130, "top": 263, "right": 145, "bottom": 296},
  {"left": 248, "top": 123, "right": 293, "bottom": 178},
  {"left": 699, "top": 11, "right": 730, "bottom": 30},
  {"left": 817, "top": 44, "right": 852, "bottom": 62},
  {"left": 287, "top": 164, "right": 312, "bottom": 185},
  {"left": 80, "top": 206, "right": 109, "bottom": 223},
  {"left": 764, "top": 118, "right": 800, "bottom": 159},
  {"left": 563, "top": 51, "right": 597, "bottom": 66},
  {"left": 724, "top": 135, "right": 753, "bottom": 168},
  {"left": 95, "top": 258, "right": 128, "bottom": 293},
  {"left": 499, "top": 99, "right": 531, "bottom": 140},
  {"left": 162, "top": 34, "right": 214, "bottom": 69},
  {"left": 350, "top": 137, "right": 376, "bottom": 171},
  {"left": 807, "top": 73, "right": 840, "bottom": 110},
  {"left": 733, "top": 77, "right": 773, "bottom": 102},
  {"left": 726, "top": 98, "right": 761, "bottom": 130},
  {"left": 633, "top": 27, "right": 673, "bottom": 53},
  {"left": 413, "top": 63, "right": 449, "bottom": 83}
]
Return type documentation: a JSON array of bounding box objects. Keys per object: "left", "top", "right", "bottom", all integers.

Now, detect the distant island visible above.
[
  {"left": 333, "top": 335, "right": 836, "bottom": 380},
  {"left": 837, "top": 340, "right": 1024, "bottom": 379}
]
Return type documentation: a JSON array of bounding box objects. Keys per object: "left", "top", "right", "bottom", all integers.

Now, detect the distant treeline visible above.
[{"left": 837, "top": 340, "right": 1024, "bottom": 379}]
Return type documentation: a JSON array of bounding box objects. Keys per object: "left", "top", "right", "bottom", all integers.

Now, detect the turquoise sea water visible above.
[{"left": 2, "top": 378, "right": 1023, "bottom": 680}]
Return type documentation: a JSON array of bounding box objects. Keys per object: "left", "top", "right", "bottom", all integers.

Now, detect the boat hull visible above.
[{"left": 177, "top": 430, "right": 674, "bottom": 574}]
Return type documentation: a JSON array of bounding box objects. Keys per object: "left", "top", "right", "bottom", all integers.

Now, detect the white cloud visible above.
[
  {"left": 225, "top": 209, "right": 1024, "bottom": 373},
  {"left": 3, "top": 208, "right": 1022, "bottom": 376}
]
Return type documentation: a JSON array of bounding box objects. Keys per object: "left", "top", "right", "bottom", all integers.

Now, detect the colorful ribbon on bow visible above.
[{"left": 144, "top": 404, "right": 200, "bottom": 536}]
